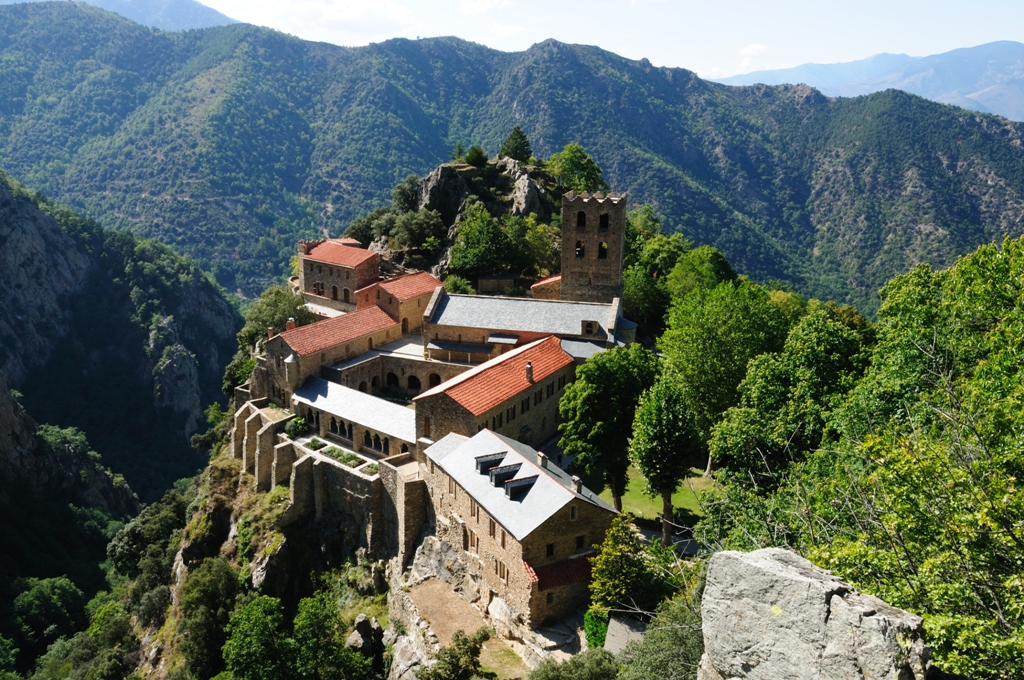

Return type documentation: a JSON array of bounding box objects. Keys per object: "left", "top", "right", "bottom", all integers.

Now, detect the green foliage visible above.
[
  {"left": 617, "top": 592, "right": 704, "bottom": 680},
  {"left": 709, "top": 303, "right": 870, "bottom": 487},
  {"left": 589, "top": 514, "right": 676, "bottom": 615},
  {"left": 528, "top": 648, "right": 618, "bottom": 680},
  {"left": 107, "top": 488, "right": 186, "bottom": 579},
  {"left": 284, "top": 417, "right": 307, "bottom": 440},
  {"left": 699, "top": 236, "right": 1024, "bottom": 677},
  {"left": 498, "top": 126, "right": 532, "bottom": 163},
  {"left": 448, "top": 203, "right": 539, "bottom": 281},
  {"left": 443, "top": 276, "right": 475, "bottom": 295},
  {"left": 0, "top": 637, "right": 15, "bottom": 673},
  {"left": 547, "top": 143, "right": 608, "bottom": 193},
  {"left": 660, "top": 280, "right": 794, "bottom": 448},
  {"left": 180, "top": 558, "right": 239, "bottom": 680},
  {"left": 392, "top": 174, "right": 421, "bottom": 213},
  {"left": 293, "top": 592, "right": 371, "bottom": 680},
  {"left": 582, "top": 609, "right": 609, "bottom": 649},
  {"left": 666, "top": 245, "right": 736, "bottom": 300},
  {"left": 417, "top": 627, "right": 492, "bottom": 680},
  {"left": 463, "top": 145, "right": 488, "bottom": 167},
  {"left": 223, "top": 597, "right": 297, "bottom": 680},
  {"left": 629, "top": 378, "right": 702, "bottom": 544},
  {"left": 558, "top": 344, "right": 659, "bottom": 509},
  {"left": 620, "top": 208, "right": 691, "bottom": 335},
  {"left": 12, "top": 577, "right": 86, "bottom": 660}
]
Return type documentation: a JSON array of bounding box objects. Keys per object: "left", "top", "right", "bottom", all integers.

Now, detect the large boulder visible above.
[{"left": 698, "top": 548, "right": 931, "bottom": 680}]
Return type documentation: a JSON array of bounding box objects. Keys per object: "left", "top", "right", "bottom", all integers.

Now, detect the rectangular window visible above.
[
  {"left": 547, "top": 383, "right": 554, "bottom": 397},
  {"left": 570, "top": 506, "right": 577, "bottom": 521},
  {"left": 497, "top": 413, "right": 503, "bottom": 428},
  {"left": 546, "top": 543, "right": 554, "bottom": 558},
  {"left": 575, "top": 535, "right": 586, "bottom": 551},
  {"left": 501, "top": 530, "right": 506, "bottom": 549},
  {"left": 448, "top": 476, "right": 455, "bottom": 495},
  {"left": 423, "top": 417, "right": 431, "bottom": 438},
  {"left": 470, "top": 499, "right": 480, "bottom": 522},
  {"left": 498, "top": 561, "right": 508, "bottom": 583},
  {"left": 489, "top": 519, "right": 496, "bottom": 538},
  {"left": 469, "top": 530, "right": 478, "bottom": 553}
]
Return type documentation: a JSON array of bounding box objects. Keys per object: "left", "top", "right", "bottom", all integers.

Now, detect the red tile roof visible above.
[
  {"left": 337, "top": 237, "right": 362, "bottom": 247},
  {"left": 278, "top": 306, "right": 398, "bottom": 356},
  {"left": 304, "top": 241, "right": 379, "bottom": 268},
  {"left": 380, "top": 272, "right": 442, "bottom": 301},
  {"left": 531, "top": 274, "right": 562, "bottom": 288},
  {"left": 414, "top": 336, "right": 573, "bottom": 416},
  {"left": 524, "top": 553, "right": 594, "bottom": 590}
]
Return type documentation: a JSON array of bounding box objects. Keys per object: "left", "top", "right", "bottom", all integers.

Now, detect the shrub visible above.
[
  {"left": 463, "top": 145, "right": 488, "bottom": 167},
  {"left": 135, "top": 585, "right": 170, "bottom": 627},
  {"left": 443, "top": 276, "right": 475, "bottom": 295},
  {"left": 361, "top": 464, "right": 379, "bottom": 476},
  {"left": 306, "top": 438, "right": 326, "bottom": 450},
  {"left": 284, "top": 417, "right": 307, "bottom": 440},
  {"left": 529, "top": 648, "right": 618, "bottom": 680},
  {"left": 583, "top": 608, "right": 609, "bottom": 649}
]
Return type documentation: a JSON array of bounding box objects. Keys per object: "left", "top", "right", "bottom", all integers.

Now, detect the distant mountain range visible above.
[
  {"left": 2, "top": 3, "right": 1024, "bottom": 314},
  {"left": 717, "top": 41, "right": 1024, "bottom": 122},
  {"left": 0, "top": 0, "right": 235, "bottom": 30}
]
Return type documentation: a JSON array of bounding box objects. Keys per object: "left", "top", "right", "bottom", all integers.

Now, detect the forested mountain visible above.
[
  {"left": 2, "top": 4, "right": 1024, "bottom": 311},
  {"left": 0, "top": 0, "right": 236, "bottom": 30},
  {"left": 718, "top": 41, "right": 1024, "bottom": 122}
]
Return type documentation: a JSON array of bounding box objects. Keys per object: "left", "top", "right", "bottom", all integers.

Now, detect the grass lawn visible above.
[{"left": 597, "top": 465, "right": 713, "bottom": 522}]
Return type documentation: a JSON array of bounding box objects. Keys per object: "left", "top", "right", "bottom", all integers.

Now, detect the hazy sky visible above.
[{"left": 198, "top": 0, "right": 1024, "bottom": 78}]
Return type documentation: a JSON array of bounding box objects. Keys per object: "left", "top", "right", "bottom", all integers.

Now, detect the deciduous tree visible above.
[{"left": 548, "top": 143, "right": 609, "bottom": 193}]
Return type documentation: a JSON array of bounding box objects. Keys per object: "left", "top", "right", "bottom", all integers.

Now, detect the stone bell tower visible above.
[{"left": 559, "top": 191, "right": 627, "bottom": 303}]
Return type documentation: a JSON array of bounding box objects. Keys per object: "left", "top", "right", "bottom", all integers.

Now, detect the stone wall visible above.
[
  {"left": 326, "top": 353, "right": 469, "bottom": 399},
  {"left": 300, "top": 250, "right": 379, "bottom": 303},
  {"left": 378, "top": 454, "right": 428, "bottom": 567}
]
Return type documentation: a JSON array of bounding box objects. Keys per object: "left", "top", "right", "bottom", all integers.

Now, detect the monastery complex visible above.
[{"left": 230, "top": 191, "right": 635, "bottom": 642}]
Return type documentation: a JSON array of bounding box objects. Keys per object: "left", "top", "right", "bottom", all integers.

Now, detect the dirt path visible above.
[{"left": 409, "top": 579, "right": 529, "bottom": 679}]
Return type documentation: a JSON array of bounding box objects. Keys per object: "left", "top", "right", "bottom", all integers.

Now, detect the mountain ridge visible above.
[
  {"left": 1, "top": 4, "right": 1024, "bottom": 313},
  {"left": 0, "top": 0, "right": 236, "bottom": 30},
  {"left": 717, "top": 40, "right": 1024, "bottom": 121}
]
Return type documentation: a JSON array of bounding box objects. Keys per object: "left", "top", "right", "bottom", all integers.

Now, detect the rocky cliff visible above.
[{"left": 0, "top": 173, "right": 242, "bottom": 498}]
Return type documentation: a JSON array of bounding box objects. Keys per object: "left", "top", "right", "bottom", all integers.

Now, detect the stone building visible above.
[
  {"left": 355, "top": 271, "right": 441, "bottom": 334},
  {"left": 414, "top": 336, "right": 576, "bottom": 450},
  {"left": 298, "top": 239, "right": 381, "bottom": 314},
  {"left": 558, "top": 191, "right": 627, "bottom": 304},
  {"left": 423, "top": 429, "right": 616, "bottom": 628}
]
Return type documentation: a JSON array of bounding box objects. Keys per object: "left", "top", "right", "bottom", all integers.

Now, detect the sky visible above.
[{"left": 198, "top": 0, "right": 1024, "bottom": 78}]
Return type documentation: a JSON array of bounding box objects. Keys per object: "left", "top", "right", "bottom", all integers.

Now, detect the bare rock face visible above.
[
  {"left": 698, "top": 548, "right": 931, "bottom": 680},
  {"left": 151, "top": 324, "right": 203, "bottom": 438}
]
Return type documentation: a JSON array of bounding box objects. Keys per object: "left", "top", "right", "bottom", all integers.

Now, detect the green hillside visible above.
[{"left": 2, "top": 3, "right": 1024, "bottom": 311}]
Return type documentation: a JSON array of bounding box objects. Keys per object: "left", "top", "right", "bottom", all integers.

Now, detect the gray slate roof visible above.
[
  {"left": 430, "top": 294, "right": 615, "bottom": 337},
  {"left": 424, "top": 430, "right": 614, "bottom": 541},
  {"left": 292, "top": 377, "right": 416, "bottom": 443}
]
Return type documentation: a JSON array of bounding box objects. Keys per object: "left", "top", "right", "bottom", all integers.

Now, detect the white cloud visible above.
[
  {"left": 460, "top": 0, "right": 511, "bottom": 15},
  {"left": 738, "top": 42, "right": 769, "bottom": 57}
]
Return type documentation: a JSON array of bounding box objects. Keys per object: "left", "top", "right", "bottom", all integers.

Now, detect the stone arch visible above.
[
  {"left": 358, "top": 381, "right": 368, "bottom": 393},
  {"left": 576, "top": 211, "right": 586, "bottom": 230},
  {"left": 372, "top": 376, "right": 380, "bottom": 388},
  {"left": 364, "top": 431, "right": 372, "bottom": 448},
  {"left": 402, "top": 317, "right": 409, "bottom": 334},
  {"left": 428, "top": 373, "right": 441, "bottom": 388},
  {"left": 343, "top": 288, "right": 351, "bottom": 303},
  {"left": 401, "top": 443, "right": 409, "bottom": 453},
  {"left": 598, "top": 242, "right": 608, "bottom": 260},
  {"left": 368, "top": 337, "right": 373, "bottom": 350},
  {"left": 330, "top": 418, "right": 338, "bottom": 434},
  {"left": 383, "top": 438, "right": 390, "bottom": 455},
  {"left": 346, "top": 423, "right": 353, "bottom": 440},
  {"left": 331, "top": 285, "right": 338, "bottom": 300},
  {"left": 386, "top": 372, "right": 399, "bottom": 387},
  {"left": 407, "top": 375, "right": 421, "bottom": 391},
  {"left": 373, "top": 434, "right": 382, "bottom": 451},
  {"left": 575, "top": 241, "right": 585, "bottom": 259}
]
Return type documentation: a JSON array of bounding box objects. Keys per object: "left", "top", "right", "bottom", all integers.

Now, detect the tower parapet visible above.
[{"left": 559, "top": 191, "right": 627, "bottom": 303}]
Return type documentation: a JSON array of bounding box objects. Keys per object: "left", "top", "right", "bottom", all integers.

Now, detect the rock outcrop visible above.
[{"left": 698, "top": 548, "right": 931, "bottom": 680}]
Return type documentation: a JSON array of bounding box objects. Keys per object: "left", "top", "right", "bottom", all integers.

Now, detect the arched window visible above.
[
  {"left": 408, "top": 375, "right": 421, "bottom": 391},
  {"left": 383, "top": 438, "right": 390, "bottom": 455},
  {"left": 386, "top": 372, "right": 399, "bottom": 387},
  {"left": 402, "top": 318, "right": 409, "bottom": 334},
  {"left": 358, "top": 381, "right": 367, "bottom": 392},
  {"left": 373, "top": 434, "right": 382, "bottom": 451},
  {"left": 331, "top": 285, "right": 338, "bottom": 300},
  {"left": 343, "top": 288, "right": 351, "bottom": 304},
  {"left": 575, "top": 241, "right": 585, "bottom": 259},
  {"left": 330, "top": 418, "right": 338, "bottom": 434},
  {"left": 346, "top": 423, "right": 353, "bottom": 439},
  {"left": 576, "top": 211, "right": 586, "bottom": 230},
  {"left": 364, "top": 431, "right": 372, "bottom": 447},
  {"left": 428, "top": 373, "right": 441, "bottom": 387},
  {"left": 401, "top": 443, "right": 409, "bottom": 453},
  {"left": 599, "top": 213, "right": 609, "bottom": 230},
  {"left": 598, "top": 242, "right": 608, "bottom": 260},
  {"left": 368, "top": 338, "right": 373, "bottom": 350},
  {"left": 372, "top": 376, "right": 380, "bottom": 388}
]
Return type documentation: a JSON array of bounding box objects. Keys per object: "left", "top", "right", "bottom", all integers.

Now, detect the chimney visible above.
[
  {"left": 570, "top": 475, "right": 583, "bottom": 493},
  {"left": 267, "top": 326, "right": 275, "bottom": 340},
  {"left": 525, "top": 362, "right": 534, "bottom": 383},
  {"left": 286, "top": 317, "right": 296, "bottom": 331},
  {"left": 537, "top": 452, "right": 548, "bottom": 469}
]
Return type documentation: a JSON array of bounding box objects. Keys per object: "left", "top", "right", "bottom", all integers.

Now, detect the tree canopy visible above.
[
  {"left": 547, "top": 143, "right": 609, "bottom": 194},
  {"left": 499, "top": 126, "right": 532, "bottom": 163}
]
